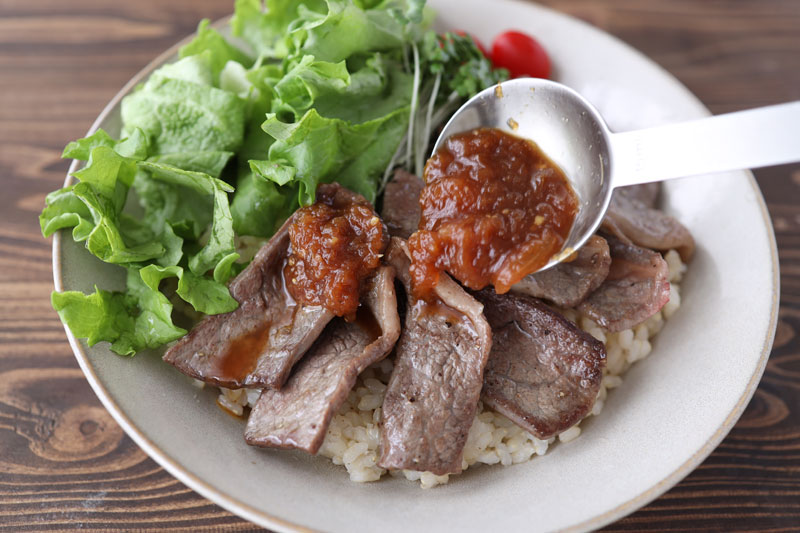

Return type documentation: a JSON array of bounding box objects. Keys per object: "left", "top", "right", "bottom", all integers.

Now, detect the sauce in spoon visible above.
[{"left": 408, "top": 127, "right": 578, "bottom": 297}]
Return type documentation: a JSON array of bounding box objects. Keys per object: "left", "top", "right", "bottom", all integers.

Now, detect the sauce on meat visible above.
[
  {"left": 408, "top": 127, "right": 578, "bottom": 297},
  {"left": 215, "top": 321, "right": 273, "bottom": 382},
  {"left": 213, "top": 267, "right": 295, "bottom": 384},
  {"left": 285, "top": 188, "right": 388, "bottom": 319},
  {"left": 353, "top": 304, "right": 383, "bottom": 343}
]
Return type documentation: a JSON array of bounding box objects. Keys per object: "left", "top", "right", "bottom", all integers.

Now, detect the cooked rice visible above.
[{"left": 218, "top": 249, "right": 686, "bottom": 488}]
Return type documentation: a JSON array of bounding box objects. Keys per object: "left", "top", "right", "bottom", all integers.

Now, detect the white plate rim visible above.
[{"left": 51, "top": 4, "right": 779, "bottom": 532}]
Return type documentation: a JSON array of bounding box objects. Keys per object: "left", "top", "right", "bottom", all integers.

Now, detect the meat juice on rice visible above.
[{"left": 216, "top": 249, "right": 686, "bottom": 488}]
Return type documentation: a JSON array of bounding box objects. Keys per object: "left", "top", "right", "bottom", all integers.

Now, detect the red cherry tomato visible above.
[
  {"left": 490, "top": 30, "right": 551, "bottom": 79},
  {"left": 453, "top": 30, "right": 490, "bottom": 59}
]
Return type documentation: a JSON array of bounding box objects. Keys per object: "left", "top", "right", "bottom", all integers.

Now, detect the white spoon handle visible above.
[{"left": 610, "top": 101, "right": 800, "bottom": 188}]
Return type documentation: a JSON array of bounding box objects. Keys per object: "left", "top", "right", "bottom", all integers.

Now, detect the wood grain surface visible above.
[{"left": 1, "top": 0, "right": 798, "bottom": 531}]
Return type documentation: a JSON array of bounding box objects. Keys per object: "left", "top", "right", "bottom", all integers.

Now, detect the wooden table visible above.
[{"left": 1, "top": 0, "right": 798, "bottom": 530}]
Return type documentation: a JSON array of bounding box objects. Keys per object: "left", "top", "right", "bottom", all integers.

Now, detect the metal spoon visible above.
[{"left": 433, "top": 77, "right": 800, "bottom": 272}]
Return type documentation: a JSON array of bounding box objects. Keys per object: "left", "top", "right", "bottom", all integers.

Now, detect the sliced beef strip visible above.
[
  {"left": 602, "top": 187, "right": 695, "bottom": 261},
  {"left": 577, "top": 235, "right": 671, "bottom": 332},
  {"left": 617, "top": 182, "right": 660, "bottom": 208},
  {"left": 163, "top": 217, "right": 334, "bottom": 389},
  {"left": 380, "top": 169, "right": 423, "bottom": 239},
  {"left": 473, "top": 289, "right": 606, "bottom": 439},
  {"left": 511, "top": 235, "right": 611, "bottom": 308},
  {"left": 245, "top": 266, "right": 400, "bottom": 454},
  {"left": 164, "top": 184, "right": 368, "bottom": 390},
  {"left": 378, "top": 238, "right": 492, "bottom": 475}
]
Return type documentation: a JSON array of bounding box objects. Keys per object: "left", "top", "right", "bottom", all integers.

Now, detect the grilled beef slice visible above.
[
  {"left": 164, "top": 184, "right": 370, "bottom": 390},
  {"left": 380, "top": 169, "right": 423, "bottom": 239},
  {"left": 245, "top": 266, "right": 400, "bottom": 454},
  {"left": 473, "top": 289, "right": 606, "bottom": 439},
  {"left": 512, "top": 235, "right": 611, "bottom": 307},
  {"left": 577, "top": 235, "right": 671, "bottom": 332},
  {"left": 602, "top": 186, "right": 695, "bottom": 261},
  {"left": 617, "top": 182, "right": 660, "bottom": 208},
  {"left": 378, "top": 238, "right": 492, "bottom": 475},
  {"left": 163, "top": 218, "right": 333, "bottom": 389}
]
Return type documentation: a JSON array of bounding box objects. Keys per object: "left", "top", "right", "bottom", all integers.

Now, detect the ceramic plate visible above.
[{"left": 53, "top": 0, "right": 779, "bottom": 531}]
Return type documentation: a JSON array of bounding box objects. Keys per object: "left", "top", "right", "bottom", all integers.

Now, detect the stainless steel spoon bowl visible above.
[{"left": 433, "top": 77, "right": 800, "bottom": 272}]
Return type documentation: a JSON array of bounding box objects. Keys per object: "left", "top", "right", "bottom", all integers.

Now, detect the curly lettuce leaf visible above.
[
  {"left": 228, "top": 0, "right": 426, "bottom": 231},
  {"left": 124, "top": 267, "right": 189, "bottom": 351},
  {"left": 153, "top": 222, "right": 184, "bottom": 267},
  {"left": 176, "top": 268, "right": 238, "bottom": 313},
  {"left": 251, "top": 105, "right": 407, "bottom": 205},
  {"left": 62, "top": 128, "right": 149, "bottom": 162},
  {"left": 39, "top": 186, "right": 93, "bottom": 238},
  {"left": 45, "top": 125, "right": 243, "bottom": 354},
  {"left": 153, "top": 53, "right": 215, "bottom": 87},
  {"left": 191, "top": 182, "right": 239, "bottom": 282},
  {"left": 141, "top": 264, "right": 238, "bottom": 315},
  {"left": 231, "top": 0, "right": 327, "bottom": 58},
  {"left": 121, "top": 74, "right": 246, "bottom": 155},
  {"left": 43, "top": 129, "right": 143, "bottom": 243},
  {"left": 289, "top": 0, "right": 409, "bottom": 62},
  {"left": 70, "top": 181, "right": 165, "bottom": 263},
  {"left": 233, "top": 64, "right": 283, "bottom": 169},
  {"left": 42, "top": 143, "right": 167, "bottom": 263},
  {"left": 230, "top": 172, "right": 297, "bottom": 237},
  {"left": 132, "top": 171, "right": 210, "bottom": 241},
  {"left": 72, "top": 145, "right": 136, "bottom": 206},
  {"left": 237, "top": 50, "right": 412, "bottom": 215},
  {"left": 52, "top": 267, "right": 188, "bottom": 356},
  {"left": 179, "top": 19, "right": 254, "bottom": 84},
  {"left": 137, "top": 161, "right": 239, "bottom": 282},
  {"left": 62, "top": 130, "right": 118, "bottom": 160},
  {"left": 52, "top": 287, "right": 138, "bottom": 354},
  {"left": 271, "top": 53, "right": 413, "bottom": 124},
  {"left": 138, "top": 160, "right": 233, "bottom": 196},
  {"left": 232, "top": 0, "right": 422, "bottom": 63},
  {"left": 146, "top": 150, "right": 233, "bottom": 178},
  {"left": 318, "top": 55, "right": 414, "bottom": 122},
  {"left": 52, "top": 260, "right": 239, "bottom": 357},
  {"left": 270, "top": 55, "right": 350, "bottom": 119}
]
